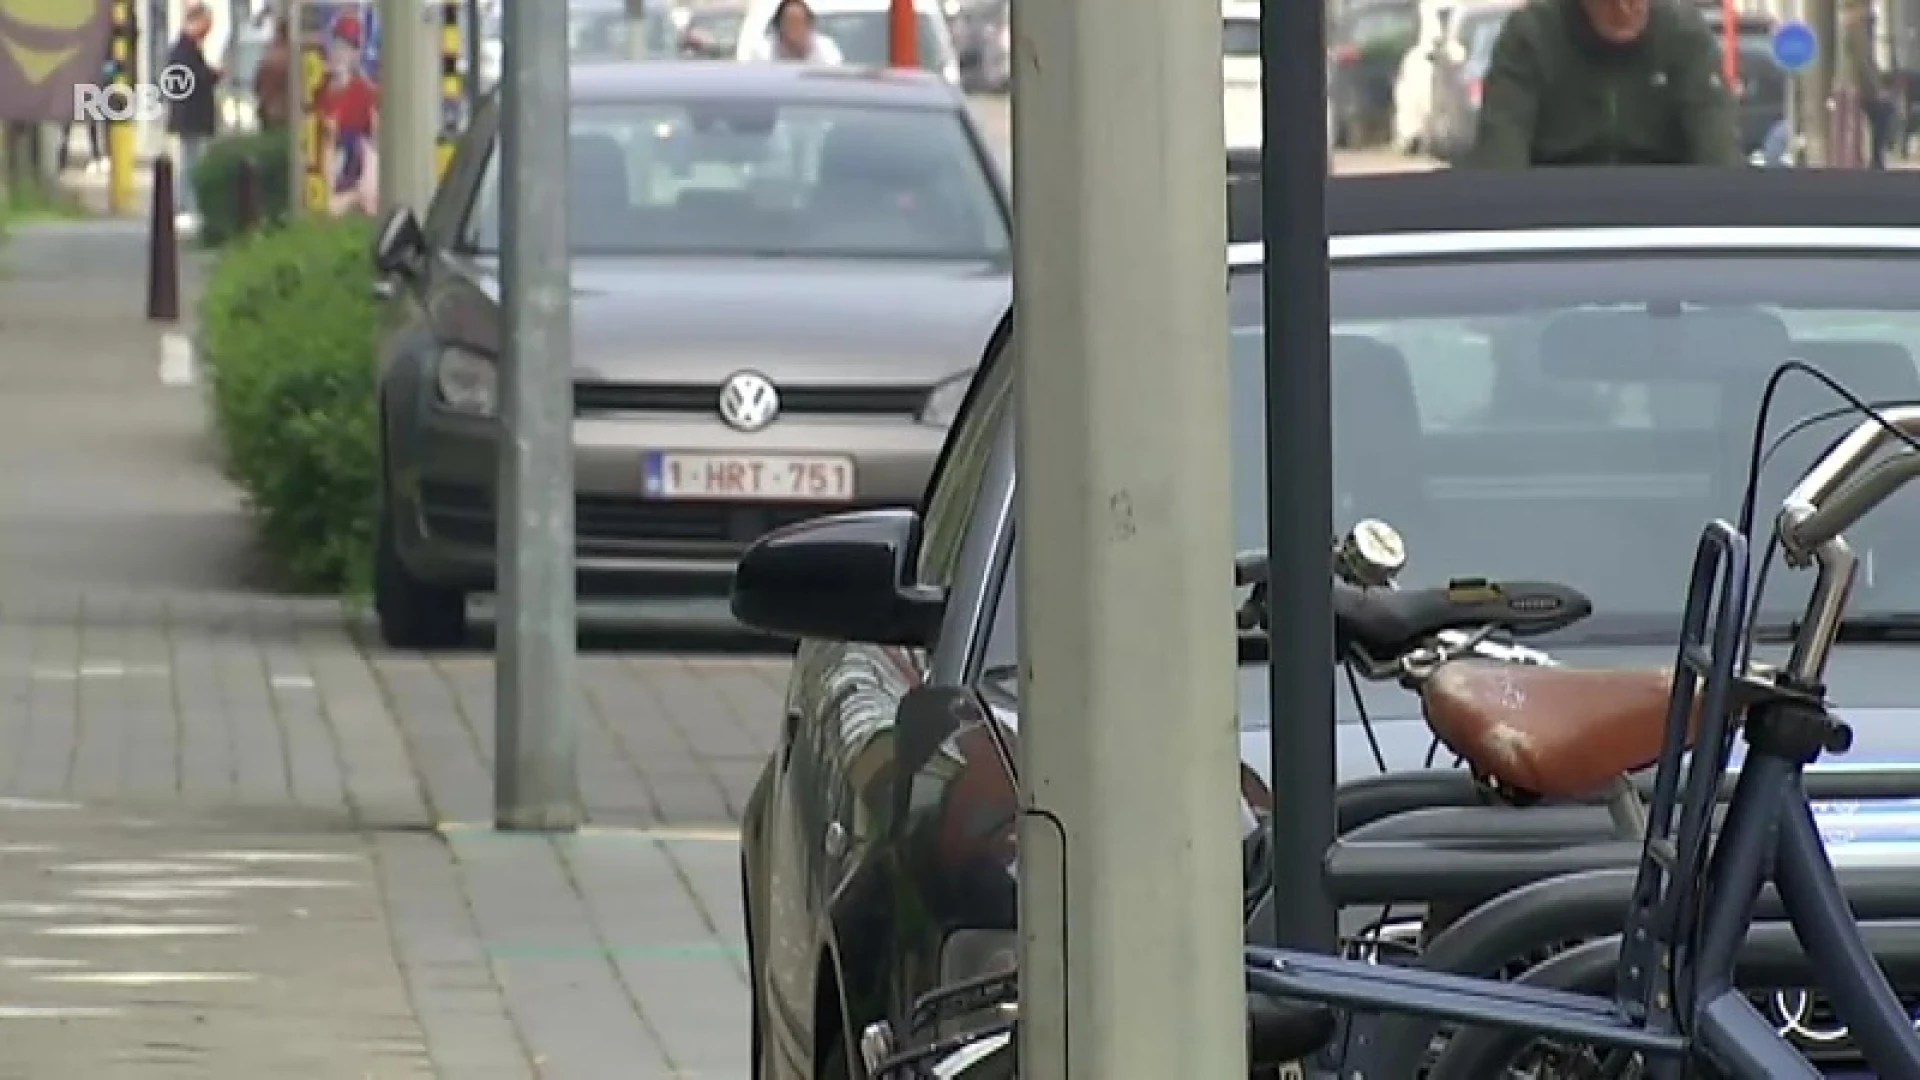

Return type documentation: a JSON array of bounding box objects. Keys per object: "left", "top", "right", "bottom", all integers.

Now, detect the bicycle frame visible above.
[{"left": 1247, "top": 407, "right": 1920, "bottom": 1077}]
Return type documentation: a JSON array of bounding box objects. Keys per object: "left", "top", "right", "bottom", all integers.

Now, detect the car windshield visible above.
[
  {"left": 981, "top": 253, "right": 1920, "bottom": 716},
  {"left": 1343, "top": 5, "right": 1417, "bottom": 45},
  {"left": 462, "top": 99, "right": 1008, "bottom": 259},
  {"left": 809, "top": 11, "right": 954, "bottom": 69},
  {"left": 689, "top": 8, "right": 746, "bottom": 44},
  {"left": 1223, "top": 16, "right": 1260, "bottom": 57}
]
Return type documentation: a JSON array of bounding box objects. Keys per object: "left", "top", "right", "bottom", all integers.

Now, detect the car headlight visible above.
[
  {"left": 920, "top": 371, "right": 973, "bottom": 426},
  {"left": 435, "top": 347, "right": 497, "bottom": 417}
]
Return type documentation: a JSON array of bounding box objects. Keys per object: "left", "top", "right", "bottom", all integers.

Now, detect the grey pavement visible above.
[{"left": 0, "top": 221, "right": 776, "bottom": 1078}]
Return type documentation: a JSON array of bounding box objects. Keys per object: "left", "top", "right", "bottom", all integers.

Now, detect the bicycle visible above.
[{"left": 1249, "top": 401, "right": 1920, "bottom": 1076}]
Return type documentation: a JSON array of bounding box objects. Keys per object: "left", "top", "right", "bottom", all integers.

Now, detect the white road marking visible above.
[
  {"left": 0, "top": 1006, "right": 124, "bottom": 1019},
  {"left": 51, "top": 861, "right": 226, "bottom": 875},
  {"left": 167, "top": 877, "right": 356, "bottom": 890},
  {"left": 158, "top": 331, "right": 195, "bottom": 387},
  {"left": 268, "top": 674, "right": 315, "bottom": 690},
  {"left": 38, "top": 971, "right": 256, "bottom": 986},
  {"left": 69, "top": 885, "right": 233, "bottom": 902},
  {"left": 0, "top": 799, "right": 81, "bottom": 812},
  {"left": 0, "top": 957, "right": 88, "bottom": 970},
  {"left": 39, "top": 924, "right": 251, "bottom": 939}
]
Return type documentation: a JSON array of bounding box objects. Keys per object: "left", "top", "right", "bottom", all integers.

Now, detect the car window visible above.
[
  {"left": 916, "top": 318, "right": 1014, "bottom": 588},
  {"left": 982, "top": 255, "right": 1920, "bottom": 723},
  {"left": 461, "top": 99, "right": 1008, "bottom": 260},
  {"left": 807, "top": 11, "right": 954, "bottom": 69},
  {"left": 1223, "top": 16, "right": 1260, "bottom": 57}
]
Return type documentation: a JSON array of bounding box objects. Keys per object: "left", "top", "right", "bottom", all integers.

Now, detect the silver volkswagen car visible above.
[{"left": 370, "top": 63, "right": 1010, "bottom": 647}]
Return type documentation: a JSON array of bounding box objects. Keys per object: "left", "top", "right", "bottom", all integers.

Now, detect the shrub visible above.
[
  {"left": 199, "top": 215, "right": 379, "bottom": 593},
  {"left": 189, "top": 127, "right": 291, "bottom": 247}
]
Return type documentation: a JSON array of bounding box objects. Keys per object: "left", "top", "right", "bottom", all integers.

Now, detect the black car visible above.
[
  {"left": 736, "top": 169, "right": 1920, "bottom": 1079},
  {"left": 1329, "top": 0, "right": 1418, "bottom": 147}
]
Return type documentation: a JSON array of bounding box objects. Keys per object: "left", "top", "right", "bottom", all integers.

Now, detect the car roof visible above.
[
  {"left": 567, "top": 61, "right": 964, "bottom": 107},
  {"left": 1225, "top": 169, "right": 1920, "bottom": 268}
]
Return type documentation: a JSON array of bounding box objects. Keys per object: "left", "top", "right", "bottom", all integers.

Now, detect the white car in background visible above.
[
  {"left": 1392, "top": 0, "right": 1510, "bottom": 153},
  {"left": 735, "top": 0, "right": 962, "bottom": 84},
  {"left": 1223, "top": 0, "right": 1262, "bottom": 149}
]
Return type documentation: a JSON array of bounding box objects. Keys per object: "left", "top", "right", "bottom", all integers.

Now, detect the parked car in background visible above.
[
  {"left": 368, "top": 64, "right": 1010, "bottom": 647},
  {"left": 680, "top": 2, "right": 750, "bottom": 58},
  {"left": 1330, "top": 0, "right": 1416, "bottom": 147},
  {"left": 1224, "top": 0, "right": 1262, "bottom": 148},
  {"left": 737, "top": 0, "right": 963, "bottom": 85},
  {"left": 1421, "top": 0, "right": 1516, "bottom": 161},
  {"left": 1702, "top": 8, "right": 1784, "bottom": 154},
  {"left": 951, "top": 0, "right": 1010, "bottom": 92},
  {"left": 1392, "top": 0, "right": 1502, "bottom": 154},
  {"left": 569, "top": 0, "right": 684, "bottom": 60}
]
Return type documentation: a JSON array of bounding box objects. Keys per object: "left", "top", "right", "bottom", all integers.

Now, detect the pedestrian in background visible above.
[
  {"left": 253, "top": 17, "right": 292, "bottom": 130},
  {"left": 742, "top": 0, "right": 845, "bottom": 64},
  {"left": 1468, "top": 0, "right": 1738, "bottom": 166},
  {"left": 57, "top": 38, "right": 112, "bottom": 174},
  {"left": 166, "top": 1, "right": 222, "bottom": 231}
]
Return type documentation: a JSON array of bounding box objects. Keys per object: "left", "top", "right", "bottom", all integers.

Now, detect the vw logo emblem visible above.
[{"left": 718, "top": 371, "right": 780, "bottom": 432}]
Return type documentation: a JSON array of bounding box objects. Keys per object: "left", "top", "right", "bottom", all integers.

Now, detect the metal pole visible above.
[
  {"left": 1259, "top": 0, "right": 1338, "bottom": 965},
  {"left": 494, "top": 0, "right": 579, "bottom": 831},
  {"left": 108, "top": 0, "right": 138, "bottom": 215},
  {"left": 438, "top": 0, "right": 464, "bottom": 177},
  {"left": 287, "top": 0, "right": 307, "bottom": 216},
  {"left": 378, "top": 0, "right": 440, "bottom": 212},
  {"left": 1011, "top": 0, "right": 1243, "bottom": 1074},
  {"left": 625, "top": 0, "right": 650, "bottom": 60},
  {"left": 461, "top": 0, "right": 481, "bottom": 107},
  {"left": 1809, "top": 0, "right": 1839, "bottom": 163}
]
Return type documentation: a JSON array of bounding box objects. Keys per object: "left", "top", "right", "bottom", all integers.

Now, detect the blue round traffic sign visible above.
[{"left": 1771, "top": 20, "right": 1817, "bottom": 72}]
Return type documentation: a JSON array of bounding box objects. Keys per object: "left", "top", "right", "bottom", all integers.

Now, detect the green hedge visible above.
[
  {"left": 189, "top": 127, "right": 291, "bottom": 248},
  {"left": 199, "top": 215, "right": 379, "bottom": 593}
]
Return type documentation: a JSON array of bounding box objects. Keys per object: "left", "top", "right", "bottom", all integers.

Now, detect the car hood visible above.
[{"left": 446, "top": 256, "right": 1010, "bottom": 383}]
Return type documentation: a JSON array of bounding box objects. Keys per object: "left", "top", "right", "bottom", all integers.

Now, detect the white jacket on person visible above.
[{"left": 740, "top": 30, "right": 845, "bottom": 64}]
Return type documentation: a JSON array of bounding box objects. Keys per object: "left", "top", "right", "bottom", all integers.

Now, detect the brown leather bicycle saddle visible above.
[{"left": 1421, "top": 661, "right": 1700, "bottom": 799}]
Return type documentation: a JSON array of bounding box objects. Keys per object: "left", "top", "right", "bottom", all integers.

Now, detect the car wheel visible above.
[{"left": 374, "top": 502, "right": 469, "bottom": 649}]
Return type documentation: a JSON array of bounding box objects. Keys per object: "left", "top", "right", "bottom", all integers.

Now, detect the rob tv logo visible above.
[{"left": 73, "top": 64, "right": 195, "bottom": 122}]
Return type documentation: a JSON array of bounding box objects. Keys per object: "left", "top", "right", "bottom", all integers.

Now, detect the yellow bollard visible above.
[{"left": 107, "top": 119, "right": 135, "bottom": 216}]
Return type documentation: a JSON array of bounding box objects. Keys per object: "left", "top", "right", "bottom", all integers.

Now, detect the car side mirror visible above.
[
  {"left": 372, "top": 205, "right": 427, "bottom": 279},
  {"left": 731, "top": 509, "right": 946, "bottom": 647}
]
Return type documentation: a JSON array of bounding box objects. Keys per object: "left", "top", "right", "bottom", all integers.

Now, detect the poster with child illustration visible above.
[{"left": 298, "top": 0, "right": 379, "bottom": 215}]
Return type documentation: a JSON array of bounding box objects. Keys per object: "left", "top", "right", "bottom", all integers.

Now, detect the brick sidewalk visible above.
[{"left": 0, "top": 221, "right": 780, "bottom": 1077}]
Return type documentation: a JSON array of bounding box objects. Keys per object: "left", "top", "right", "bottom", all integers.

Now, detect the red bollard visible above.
[
  {"left": 147, "top": 156, "right": 179, "bottom": 323},
  {"left": 887, "top": 0, "right": 917, "bottom": 68},
  {"left": 236, "top": 157, "right": 261, "bottom": 233}
]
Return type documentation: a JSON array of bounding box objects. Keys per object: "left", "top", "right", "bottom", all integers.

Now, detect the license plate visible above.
[{"left": 642, "top": 452, "right": 855, "bottom": 501}]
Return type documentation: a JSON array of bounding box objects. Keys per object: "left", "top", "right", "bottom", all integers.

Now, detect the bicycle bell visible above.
[{"left": 1336, "top": 518, "right": 1406, "bottom": 589}]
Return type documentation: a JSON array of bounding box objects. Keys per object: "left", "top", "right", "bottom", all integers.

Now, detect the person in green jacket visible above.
[{"left": 1469, "top": 0, "right": 1740, "bottom": 166}]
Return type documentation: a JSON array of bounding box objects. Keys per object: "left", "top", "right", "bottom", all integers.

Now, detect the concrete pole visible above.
[
  {"left": 494, "top": 0, "right": 580, "bottom": 832},
  {"left": 377, "top": 0, "right": 440, "bottom": 211},
  {"left": 1010, "top": 0, "right": 1244, "bottom": 1074}
]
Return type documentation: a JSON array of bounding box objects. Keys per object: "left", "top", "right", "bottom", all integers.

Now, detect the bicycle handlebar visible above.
[{"left": 1776, "top": 404, "right": 1920, "bottom": 682}]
